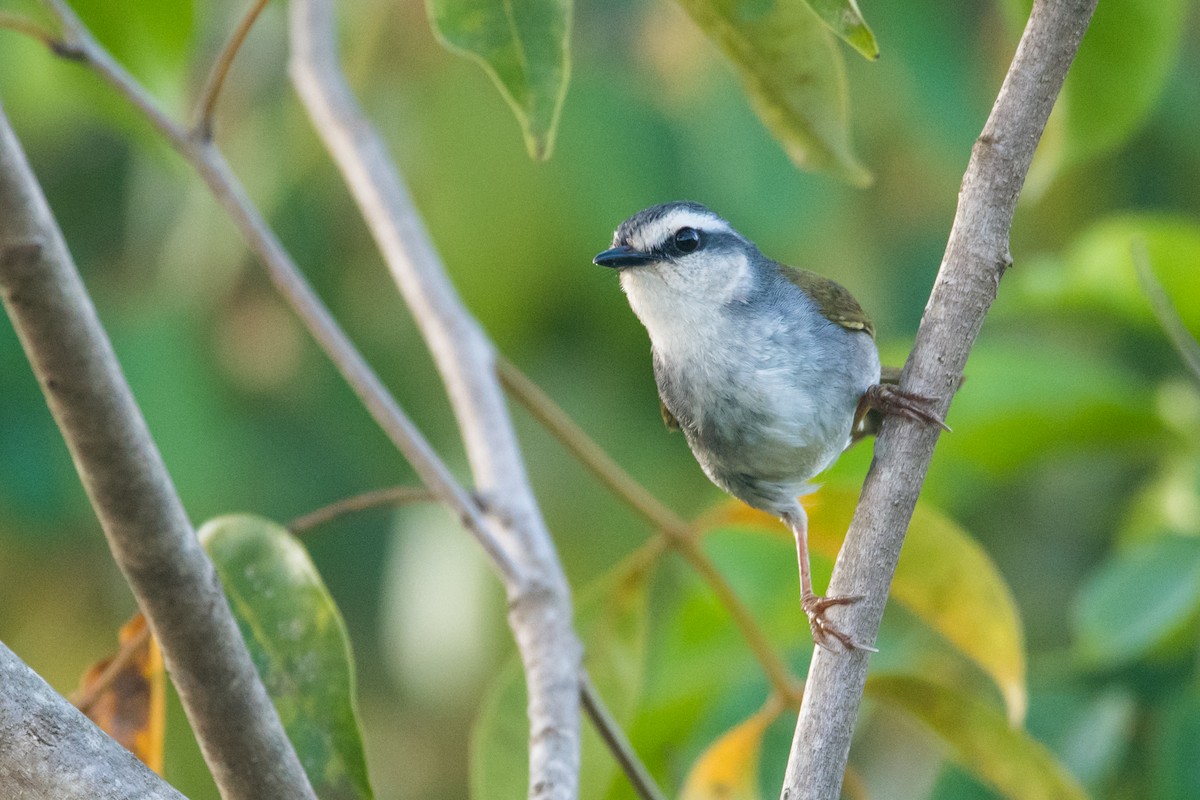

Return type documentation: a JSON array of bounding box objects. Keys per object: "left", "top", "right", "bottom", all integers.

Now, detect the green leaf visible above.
[
  {"left": 867, "top": 675, "right": 1088, "bottom": 800},
  {"left": 1073, "top": 534, "right": 1200, "bottom": 668},
  {"left": 1004, "top": 215, "right": 1200, "bottom": 334},
  {"left": 708, "top": 487, "right": 1027, "bottom": 723},
  {"left": 803, "top": 0, "right": 878, "bottom": 60},
  {"left": 470, "top": 558, "right": 654, "bottom": 800},
  {"left": 199, "top": 515, "right": 373, "bottom": 800},
  {"left": 1151, "top": 688, "right": 1200, "bottom": 800},
  {"left": 938, "top": 337, "right": 1160, "bottom": 478},
  {"left": 1022, "top": 0, "right": 1188, "bottom": 192},
  {"left": 426, "top": 0, "right": 571, "bottom": 160},
  {"left": 676, "top": 0, "right": 871, "bottom": 185}
]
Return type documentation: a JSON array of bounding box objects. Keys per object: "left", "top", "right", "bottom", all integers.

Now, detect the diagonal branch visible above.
[
  {"left": 0, "top": 102, "right": 315, "bottom": 800},
  {"left": 287, "top": 2, "right": 582, "bottom": 796},
  {"left": 780, "top": 1, "right": 1097, "bottom": 797},
  {"left": 0, "top": 642, "right": 185, "bottom": 799}
]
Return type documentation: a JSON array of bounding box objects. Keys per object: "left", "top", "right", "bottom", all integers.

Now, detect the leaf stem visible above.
[
  {"left": 191, "top": 0, "right": 272, "bottom": 140},
  {"left": 288, "top": 485, "right": 435, "bottom": 535}
]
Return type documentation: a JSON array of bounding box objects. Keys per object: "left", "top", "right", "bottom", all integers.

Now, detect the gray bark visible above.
[
  {"left": 780, "top": 1, "right": 1098, "bottom": 797},
  {"left": 0, "top": 102, "right": 315, "bottom": 800}
]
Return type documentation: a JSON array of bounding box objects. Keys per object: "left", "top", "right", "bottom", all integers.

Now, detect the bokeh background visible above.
[{"left": 2, "top": 0, "right": 1199, "bottom": 797}]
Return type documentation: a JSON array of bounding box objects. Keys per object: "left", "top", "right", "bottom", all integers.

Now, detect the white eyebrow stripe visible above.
[{"left": 633, "top": 209, "right": 733, "bottom": 250}]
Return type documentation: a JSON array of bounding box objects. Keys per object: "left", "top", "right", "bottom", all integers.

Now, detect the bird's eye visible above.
[{"left": 673, "top": 227, "right": 701, "bottom": 253}]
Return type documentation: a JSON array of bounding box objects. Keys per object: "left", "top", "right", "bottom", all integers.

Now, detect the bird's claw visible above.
[
  {"left": 801, "top": 592, "right": 878, "bottom": 653},
  {"left": 862, "top": 383, "right": 951, "bottom": 432}
]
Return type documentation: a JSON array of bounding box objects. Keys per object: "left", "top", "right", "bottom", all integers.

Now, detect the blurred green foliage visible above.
[{"left": 1, "top": 0, "right": 1199, "bottom": 798}]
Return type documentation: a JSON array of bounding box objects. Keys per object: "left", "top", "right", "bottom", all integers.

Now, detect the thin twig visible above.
[
  {"left": 1133, "top": 239, "right": 1200, "bottom": 386},
  {"left": 70, "top": 617, "right": 153, "bottom": 713},
  {"left": 288, "top": 485, "right": 435, "bottom": 534},
  {"left": 0, "top": 12, "right": 59, "bottom": 48},
  {"left": 580, "top": 671, "right": 669, "bottom": 800},
  {"left": 191, "top": 0, "right": 272, "bottom": 140},
  {"left": 498, "top": 357, "right": 689, "bottom": 538},
  {"left": 288, "top": 3, "right": 582, "bottom": 797},
  {"left": 501, "top": 356, "right": 803, "bottom": 703},
  {"left": 780, "top": 1, "right": 1098, "bottom": 797},
  {"left": 0, "top": 102, "right": 316, "bottom": 800}
]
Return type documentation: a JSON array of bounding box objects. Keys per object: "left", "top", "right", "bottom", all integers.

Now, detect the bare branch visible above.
[
  {"left": 287, "top": 2, "right": 583, "bottom": 796},
  {"left": 191, "top": 0, "right": 272, "bottom": 140},
  {"left": 0, "top": 12, "right": 59, "bottom": 48},
  {"left": 288, "top": 485, "right": 436, "bottom": 535},
  {"left": 779, "top": 1, "right": 1097, "bottom": 797},
  {"left": 580, "top": 672, "right": 668, "bottom": 800},
  {"left": 500, "top": 356, "right": 803, "bottom": 704},
  {"left": 0, "top": 642, "right": 185, "bottom": 800},
  {"left": 0, "top": 103, "right": 315, "bottom": 800},
  {"left": 35, "top": 0, "right": 522, "bottom": 583}
]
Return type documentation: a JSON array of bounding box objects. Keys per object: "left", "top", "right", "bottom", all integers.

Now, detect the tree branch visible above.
[
  {"left": 0, "top": 102, "right": 315, "bottom": 800},
  {"left": 191, "top": 0, "right": 272, "bottom": 140},
  {"left": 34, "top": 0, "right": 523, "bottom": 583},
  {"left": 287, "top": 3, "right": 583, "bottom": 796},
  {"left": 0, "top": 642, "right": 185, "bottom": 799},
  {"left": 779, "top": 1, "right": 1097, "bottom": 797}
]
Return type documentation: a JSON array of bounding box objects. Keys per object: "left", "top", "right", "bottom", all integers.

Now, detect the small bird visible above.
[{"left": 594, "top": 201, "right": 946, "bottom": 652}]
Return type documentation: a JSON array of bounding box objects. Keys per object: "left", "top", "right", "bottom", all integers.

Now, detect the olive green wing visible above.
[{"left": 779, "top": 265, "right": 875, "bottom": 339}]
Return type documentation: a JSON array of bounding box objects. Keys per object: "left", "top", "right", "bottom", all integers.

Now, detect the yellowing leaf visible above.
[
  {"left": 703, "top": 486, "right": 1027, "bottom": 723},
  {"left": 677, "top": 0, "right": 871, "bottom": 185},
  {"left": 75, "top": 612, "right": 165, "bottom": 774},
  {"left": 867, "top": 675, "right": 1087, "bottom": 800},
  {"left": 680, "top": 706, "right": 780, "bottom": 800},
  {"left": 427, "top": 0, "right": 571, "bottom": 160}
]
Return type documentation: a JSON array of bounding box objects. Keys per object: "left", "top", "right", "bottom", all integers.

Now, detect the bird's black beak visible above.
[{"left": 593, "top": 245, "right": 657, "bottom": 269}]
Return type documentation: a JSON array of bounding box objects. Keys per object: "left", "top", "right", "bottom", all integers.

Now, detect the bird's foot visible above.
[
  {"left": 801, "top": 592, "right": 877, "bottom": 653},
  {"left": 862, "top": 383, "right": 950, "bottom": 432}
]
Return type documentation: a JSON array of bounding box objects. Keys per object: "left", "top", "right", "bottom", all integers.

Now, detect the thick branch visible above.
[
  {"left": 780, "top": 1, "right": 1097, "bottom": 797},
  {"left": 0, "top": 643, "right": 185, "bottom": 800},
  {"left": 288, "top": 2, "right": 582, "bottom": 796},
  {"left": 0, "top": 103, "right": 315, "bottom": 800}
]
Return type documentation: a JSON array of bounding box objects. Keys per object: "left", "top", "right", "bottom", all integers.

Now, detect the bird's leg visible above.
[
  {"left": 855, "top": 382, "right": 951, "bottom": 433},
  {"left": 781, "top": 504, "right": 876, "bottom": 653}
]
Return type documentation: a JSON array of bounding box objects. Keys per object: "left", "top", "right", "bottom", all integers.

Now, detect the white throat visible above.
[{"left": 619, "top": 251, "right": 753, "bottom": 359}]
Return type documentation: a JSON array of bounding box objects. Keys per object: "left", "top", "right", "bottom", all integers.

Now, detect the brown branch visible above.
[
  {"left": 0, "top": 642, "right": 185, "bottom": 799},
  {"left": 0, "top": 102, "right": 315, "bottom": 800},
  {"left": 500, "top": 356, "right": 803, "bottom": 704},
  {"left": 580, "top": 672, "right": 668, "bottom": 800},
  {"left": 0, "top": 12, "right": 59, "bottom": 48},
  {"left": 779, "top": 1, "right": 1098, "bottom": 797},
  {"left": 191, "top": 0, "right": 272, "bottom": 140},
  {"left": 287, "top": 485, "right": 436, "bottom": 534}
]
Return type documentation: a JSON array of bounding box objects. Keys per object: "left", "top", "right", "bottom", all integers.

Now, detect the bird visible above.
[{"left": 593, "top": 201, "right": 946, "bottom": 652}]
